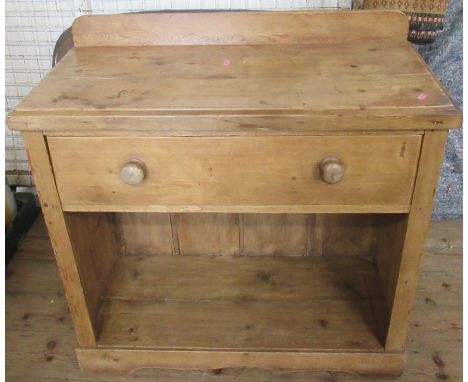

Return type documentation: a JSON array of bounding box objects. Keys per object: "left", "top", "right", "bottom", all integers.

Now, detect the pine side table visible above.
[{"left": 8, "top": 10, "right": 461, "bottom": 375}]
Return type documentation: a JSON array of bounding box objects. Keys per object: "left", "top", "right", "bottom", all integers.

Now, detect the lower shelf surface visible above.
[{"left": 97, "top": 255, "right": 387, "bottom": 352}]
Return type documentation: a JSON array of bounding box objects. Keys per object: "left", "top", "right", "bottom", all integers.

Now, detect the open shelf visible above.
[{"left": 96, "top": 254, "right": 387, "bottom": 352}]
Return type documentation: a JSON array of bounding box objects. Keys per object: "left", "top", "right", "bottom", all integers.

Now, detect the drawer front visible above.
[{"left": 48, "top": 135, "right": 421, "bottom": 212}]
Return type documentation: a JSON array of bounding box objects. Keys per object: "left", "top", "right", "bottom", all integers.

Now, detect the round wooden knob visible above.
[
  {"left": 319, "top": 157, "right": 345, "bottom": 184},
  {"left": 120, "top": 160, "right": 146, "bottom": 185}
]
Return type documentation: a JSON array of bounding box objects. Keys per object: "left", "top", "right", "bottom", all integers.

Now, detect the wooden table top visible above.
[{"left": 8, "top": 11, "right": 461, "bottom": 133}]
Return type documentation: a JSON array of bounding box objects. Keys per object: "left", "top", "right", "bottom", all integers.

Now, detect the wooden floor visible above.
[{"left": 6, "top": 215, "right": 462, "bottom": 381}]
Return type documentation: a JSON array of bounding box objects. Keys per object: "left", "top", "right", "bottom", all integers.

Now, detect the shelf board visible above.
[{"left": 97, "top": 255, "right": 387, "bottom": 352}]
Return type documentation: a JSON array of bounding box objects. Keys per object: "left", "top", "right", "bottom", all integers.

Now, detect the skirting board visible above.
[{"left": 76, "top": 349, "right": 406, "bottom": 375}]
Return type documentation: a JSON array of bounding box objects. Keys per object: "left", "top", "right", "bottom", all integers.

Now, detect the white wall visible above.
[
  {"left": 6, "top": 0, "right": 77, "bottom": 186},
  {"left": 5, "top": 0, "right": 351, "bottom": 186}
]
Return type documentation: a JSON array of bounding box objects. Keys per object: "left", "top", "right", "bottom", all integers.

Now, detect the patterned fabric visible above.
[{"left": 355, "top": 0, "right": 448, "bottom": 44}]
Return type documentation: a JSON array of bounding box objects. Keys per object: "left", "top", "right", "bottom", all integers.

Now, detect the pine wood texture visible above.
[
  {"left": 64, "top": 212, "right": 120, "bottom": 321},
  {"left": 6, "top": 216, "right": 462, "bottom": 380},
  {"left": 103, "top": 255, "right": 379, "bottom": 302},
  {"left": 21, "top": 133, "right": 96, "bottom": 347},
  {"left": 7, "top": 13, "right": 461, "bottom": 133},
  {"left": 47, "top": 136, "right": 421, "bottom": 212},
  {"left": 386, "top": 130, "right": 450, "bottom": 351},
  {"left": 242, "top": 214, "right": 310, "bottom": 256},
  {"left": 173, "top": 214, "right": 240, "bottom": 256},
  {"left": 115, "top": 213, "right": 174, "bottom": 255},
  {"left": 77, "top": 350, "right": 405, "bottom": 375},
  {"left": 71, "top": 11, "right": 409, "bottom": 47},
  {"left": 7, "top": 10, "right": 462, "bottom": 376},
  {"left": 374, "top": 214, "right": 408, "bottom": 313},
  {"left": 112, "top": 212, "right": 376, "bottom": 257},
  {"left": 97, "top": 255, "right": 386, "bottom": 352}
]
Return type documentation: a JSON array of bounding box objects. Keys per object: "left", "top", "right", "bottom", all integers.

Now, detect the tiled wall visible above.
[
  {"left": 6, "top": 0, "right": 77, "bottom": 185},
  {"left": 5, "top": 0, "right": 351, "bottom": 186}
]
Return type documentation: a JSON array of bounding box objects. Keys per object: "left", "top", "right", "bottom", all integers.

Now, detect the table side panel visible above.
[
  {"left": 385, "top": 130, "right": 449, "bottom": 351},
  {"left": 21, "top": 132, "right": 97, "bottom": 347}
]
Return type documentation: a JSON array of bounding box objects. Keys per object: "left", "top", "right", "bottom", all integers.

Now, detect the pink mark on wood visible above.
[
  {"left": 417, "top": 93, "right": 428, "bottom": 100},
  {"left": 223, "top": 59, "right": 231, "bottom": 66}
]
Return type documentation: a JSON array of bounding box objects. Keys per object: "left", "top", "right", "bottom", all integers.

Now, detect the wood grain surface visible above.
[
  {"left": 386, "top": 130, "right": 450, "bottom": 351},
  {"left": 6, "top": 10, "right": 461, "bottom": 377},
  {"left": 71, "top": 11, "right": 410, "bottom": 47},
  {"left": 8, "top": 31, "right": 461, "bottom": 132},
  {"left": 77, "top": 349, "right": 405, "bottom": 376},
  {"left": 47, "top": 135, "right": 421, "bottom": 212},
  {"left": 96, "top": 253, "right": 388, "bottom": 354},
  {"left": 6, "top": 215, "right": 462, "bottom": 380},
  {"left": 21, "top": 133, "right": 96, "bottom": 348},
  {"left": 98, "top": 212, "right": 378, "bottom": 257}
]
